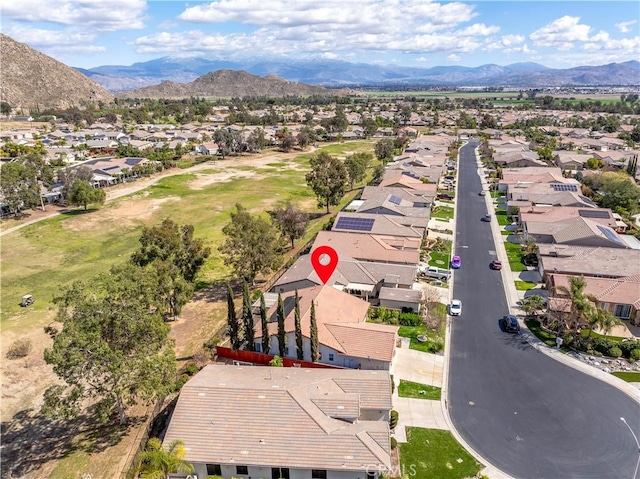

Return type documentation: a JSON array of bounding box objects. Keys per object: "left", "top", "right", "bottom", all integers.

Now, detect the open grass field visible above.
[
  {"left": 0, "top": 140, "right": 376, "bottom": 478},
  {"left": 400, "top": 427, "right": 483, "bottom": 479}
]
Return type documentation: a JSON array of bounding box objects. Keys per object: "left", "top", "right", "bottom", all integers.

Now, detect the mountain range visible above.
[{"left": 78, "top": 57, "right": 640, "bottom": 92}]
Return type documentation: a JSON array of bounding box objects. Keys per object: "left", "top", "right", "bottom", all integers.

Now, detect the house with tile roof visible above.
[
  {"left": 524, "top": 215, "right": 628, "bottom": 249},
  {"left": 547, "top": 273, "right": 640, "bottom": 326},
  {"left": 537, "top": 244, "right": 640, "bottom": 281},
  {"left": 163, "top": 365, "right": 392, "bottom": 479},
  {"left": 256, "top": 285, "right": 398, "bottom": 370},
  {"left": 312, "top": 231, "right": 420, "bottom": 266},
  {"left": 271, "top": 253, "right": 418, "bottom": 304}
]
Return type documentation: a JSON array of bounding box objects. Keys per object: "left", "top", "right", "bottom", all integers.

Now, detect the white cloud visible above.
[
  {"left": 136, "top": 0, "right": 493, "bottom": 60},
  {"left": 503, "top": 44, "right": 535, "bottom": 55},
  {"left": 447, "top": 54, "right": 461, "bottom": 62},
  {"left": 5, "top": 24, "right": 105, "bottom": 54},
  {"left": 583, "top": 35, "right": 640, "bottom": 52},
  {"left": 484, "top": 34, "right": 524, "bottom": 52},
  {"left": 615, "top": 20, "right": 637, "bottom": 33},
  {"left": 2, "top": 0, "right": 147, "bottom": 31},
  {"left": 530, "top": 16, "right": 591, "bottom": 49}
]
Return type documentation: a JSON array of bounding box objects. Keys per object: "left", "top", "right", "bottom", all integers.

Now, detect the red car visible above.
[{"left": 490, "top": 260, "right": 502, "bottom": 270}]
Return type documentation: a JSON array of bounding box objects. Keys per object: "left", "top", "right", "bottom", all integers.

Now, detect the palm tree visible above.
[
  {"left": 594, "top": 309, "right": 622, "bottom": 337},
  {"left": 552, "top": 276, "right": 593, "bottom": 334},
  {"left": 133, "top": 438, "right": 194, "bottom": 479}
]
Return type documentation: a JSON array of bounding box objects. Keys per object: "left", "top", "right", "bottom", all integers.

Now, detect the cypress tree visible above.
[
  {"left": 310, "top": 300, "right": 319, "bottom": 362},
  {"left": 260, "top": 292, "right": 270, "bottom": 355},
  {"left": 241, "top": 281, "right": 255, "bottom": 351},
  {"left": 226, "top": 283, "right": 240, "bottom": 350},
  {"left": 294, "top": 290, "right": 304, "bottom": 360},
  {"left": 276, "top": 293, "right": 286, "bottom": 357}
]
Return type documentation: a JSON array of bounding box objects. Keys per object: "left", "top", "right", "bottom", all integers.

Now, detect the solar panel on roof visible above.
[
  {"left": 551, "top": 183, "right": 578, "bottom": 192},
  {"left": 389, "top": 195, "right": 403, "bottom": 205},
  {"left": 334, "top": 216, "right": 375, "bottom": 232},
  {"left": 597, "top": 225, "right": 623, "bottom": 244},
  {"left": 578, "top": 209, "right": 610, "bottom": 219}
]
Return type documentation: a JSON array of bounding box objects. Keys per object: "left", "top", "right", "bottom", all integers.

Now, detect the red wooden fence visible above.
[{"left": 216, "top": 346, "right": 341, "bottom": 369}]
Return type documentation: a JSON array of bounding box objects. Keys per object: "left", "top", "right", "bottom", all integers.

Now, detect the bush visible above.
[
  {"left": 608, "top": 347, "right": 622, "bottom": 358},
  {"left": 398, "top": 312, "right": 422, "bottom": 326},
  {"left": 390, "top": 410, "right": 399, "bottom": 430},
  {"left": 425, "top": 338, "right": 444, "bottom": 354},
  {"left": 185, "top": 363, "right": 199, "bottom": 376},
  {"left": 390, "top": 374, "right": 395, "bottom": 394},
  {"left": 390, "top": 437, "right": 398, "bottom": 449},
  {"left": 173, "top": 373, "right": 190, "bottom": 392},
  {"left": 630, "top": 349, "right": 640, "bottom": 361},
  {"left": 6, "top": 339, "right": 32, "bottom": 359}
]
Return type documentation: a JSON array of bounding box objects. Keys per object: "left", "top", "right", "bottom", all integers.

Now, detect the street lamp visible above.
[{"left": 621, "top": 417, "right": 640, "bottom": 479}]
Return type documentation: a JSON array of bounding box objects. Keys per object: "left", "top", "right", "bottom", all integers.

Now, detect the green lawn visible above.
[
  {"left": 428, "top": 251, "right": 450, "bottom": 268},
  {"left": 430, "top": 206, "right": 454, "bottom": 221},
  {"left": 504, "top": 241, "right": 528, "bottom": 272},
  {"left": 501, "top": 230, "right": 512, "bottom": 235},
  {"left": 400, "top": 428, "right": 483, "bottom": 479},
  {"left": 579, "top": 329, "right": 627, "bottom": 343},
  {"left": 495, "top": 210, "right": 512, "bottom": 226},
  {"left": 515, "top": 280, "right": 538, "bottom": 291},
  {"left": 398, "top": 380, "right": 442, "bottom": 400},
  {"left": 611, "top": 371, "right": 640, "bottom": 382},
  {"left": 397, "top": 324, "right": 445, "bottom": 354}
]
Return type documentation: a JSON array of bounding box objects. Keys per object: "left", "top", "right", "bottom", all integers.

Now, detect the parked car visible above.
[
  {"left": 502, "top": 314, "right": 520, "bottom": 333},
  {"left": 490, "top": 260, "right": 503, "bottom": 270},
  {"left": 436, "top": 193, "right": 454, "bottom": 200},
  {"left": 451, "top": 255, "right": 461, "bottom": 269},
  {"left": 419, "top": 265, "right": 451, "bottom": 281},
  {"left": 478, "top": 190, "right": 487, "bottom": 196},
  {"left": 481, "top": 214, "right": 491, "bottom": 222},
  {"left": 449, "top": 299, "right": 462, "bottom": 316}
]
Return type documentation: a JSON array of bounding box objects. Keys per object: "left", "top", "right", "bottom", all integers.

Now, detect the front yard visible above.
[
  {"left": 398, "top": 380, "right": 441, "bottom": 400},
  {"left": 430, "top": 205, "right": 454, "bottom": 221},
  {"left": 400, "top": 428, "right": 483, "bottom": 479},
  {"left": 504, "top": 241, "right": 528, "bottom": 272}
]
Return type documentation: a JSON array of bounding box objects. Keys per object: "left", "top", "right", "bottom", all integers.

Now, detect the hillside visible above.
[
  {"left": 115, "top": 69, "right": 345, "bottom": 99},
  {"left": 0, "top": 34, "right": 114, "bottom": 111}
]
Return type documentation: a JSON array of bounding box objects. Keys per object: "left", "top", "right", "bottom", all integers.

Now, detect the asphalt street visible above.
[{"left": 447, "top": 141, "right": 640, "bottom": 479}]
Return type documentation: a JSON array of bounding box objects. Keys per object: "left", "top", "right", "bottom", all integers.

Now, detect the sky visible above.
[{"left": 1, "top": 0, "right": 639, "bottom": 70}]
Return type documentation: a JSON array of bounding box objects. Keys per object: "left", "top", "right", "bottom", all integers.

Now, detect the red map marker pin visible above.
[{"left": 311, "top": 245, "right": 339, "bottom": 284}]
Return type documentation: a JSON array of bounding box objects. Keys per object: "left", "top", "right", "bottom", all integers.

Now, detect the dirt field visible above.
[{"left": 0, "top": 145, "right": 343, "bottom": 478}]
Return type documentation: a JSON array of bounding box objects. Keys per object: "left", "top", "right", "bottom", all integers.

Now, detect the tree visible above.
[
  {"left": 0, "top": 162, "right": 35, "bottom": 215},
  {"left": 131, "top": 219, "right": 211, "bottom": 283},
  {"left": 520, "top": 295, "right": 546, "bottom": 318},
  {"left": 220, "top": 204, "right": 282, "bottom": 283},
  {"left": 585, "top": 158, "right": 604, "bottom": 170},
  {"left": 551, "top": 276, "right": 594, "bottom": 333},
  {"left": 372, "top": 163, "right": 385, "bottom": 184},
  {"left": 375, "top": 138, "right": 394, "bottom": 162},
  {"left": 133, "top": 438, "right": 194, "bottom": 479},
  {"left": 276, "top": 293, "right": 286, "bottom": 357},
  {"left": 272, "top": 202, "right": 308, "bottom": 249},
  {"left": 310, "top": 300, "right": 319, "bottom": 362},
  {"left": 362, "top": 117, "right": 378, "bottom": 138},
  {"left": 280, "top": 133, "right": 296, "bottom": 152},
  {"left": 42, "top": 263, "right": 176, "bottom": 425},
  {"left": 594, "top": 309, "right": 622, "bottom": 337},
  {"left": 597, "top": 173, "right": 640, "bottom": 214},
  {"left": 226, "top": 283, "right": 241, "bottom": 349},
  {"left": 344, "top": 152, "right": 372, "bottom": 189},
  {"left": 0, "top": 101, "right": 11, "bottom": 115},
  {"left": 242, "top": 281, "right": 255, "bottom": 351},
  {"left": 305, "top": 151, "right": 348, "bottom": 214},
  {"left": 260, "top": 292, "right": 270, "bottom": 354},
  {"left": 294, "top": 290, "right": 304, "bottom": 360},
  {"left": 247, "top": 128, "right": 266, "bottom": 152},
  {"left": 69, "top": 180, "right": 106, "bottom": 210},
  {"left": 152, "top": 261, "right": 193, "bottom": 320}
]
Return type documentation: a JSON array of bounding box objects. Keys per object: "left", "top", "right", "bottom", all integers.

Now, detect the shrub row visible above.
[
  {"left": 370, "top": 307, "right": 422, "bottom": 326},
  {"left": 562, "top": 334, "right": 640, "bottom": 361}
]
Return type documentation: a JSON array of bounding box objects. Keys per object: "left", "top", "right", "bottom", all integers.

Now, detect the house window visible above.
[
  {"left": 272, "top": 467, "right": 290, "bottom": 479},
  {"left": 285, "top": 347, "right": 289, "bottom": 356},
  {"left": 328, "top": 354, "right": 334, "bottom": 361},
  {"left": 367, "top": 473, "right": 376, "bottom": 479},
  {"left": 614, "top": 304, "right": 632, "bottom": 319},
  {"left": 236, "top": 465, "right": 249, "bottom": 475},
  {"left": 255, "top": 343, "right": 262, "bottom": 353},
  {"left": 206, "top": 464, "right": 222, "bottom": 475},
  {"left": 312, "top": 470, "right": 327, "bottom": 479}
]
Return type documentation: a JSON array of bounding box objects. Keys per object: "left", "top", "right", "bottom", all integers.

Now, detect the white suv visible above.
[{"left": 449, "top": 299, "right": 462, "bottom": 316}]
